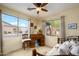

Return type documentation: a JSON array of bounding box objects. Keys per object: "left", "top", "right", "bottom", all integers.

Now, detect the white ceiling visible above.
[{"left": 1, "top": 3, "right": 79, "bottom": 20}]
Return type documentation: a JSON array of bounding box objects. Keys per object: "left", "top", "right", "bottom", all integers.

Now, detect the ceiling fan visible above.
[{"left": 27, "top": 3, "right": 48, "bottom": 14}]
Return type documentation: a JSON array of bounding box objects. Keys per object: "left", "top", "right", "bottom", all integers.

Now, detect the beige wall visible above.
[
  {"left": 45, "top": 36, "right": 58, "bottom": 48},
  {"left": 45, "top": 6, "right": 79, "bottom": 47},
  {"left": 3, "top": 36, "right": 22, "bottom": 54},
  {"left": 49, "top": 6, "right": 79, "bottom": 36},
  {"left": 30, "top": 19, "right": 43, "bottom": 34}
]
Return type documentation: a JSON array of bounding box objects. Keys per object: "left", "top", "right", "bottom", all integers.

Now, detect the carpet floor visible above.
[{"left": 7, "top": 46, "right": 51, "bottom": 56}]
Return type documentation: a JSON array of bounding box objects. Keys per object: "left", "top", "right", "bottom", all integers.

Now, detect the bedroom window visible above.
[
  {"left": 2, "top": 13, "right": 30, "bottom": 38},
  {"left": 2, "top": 13, "right": 18, "bottom": 36},
  {"left": 45, "top": 19, "right": 61, "bottom": 36},
  {"left": 19, "top": 18, "right": 30, "bottom": 38},
  {"left": 4, "top": 31, "right": 7, "bottom": 34}
]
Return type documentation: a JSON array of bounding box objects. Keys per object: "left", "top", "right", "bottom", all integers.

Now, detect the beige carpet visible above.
[{"left": 7, "top": 46, "right": 51, "bottom": 56}]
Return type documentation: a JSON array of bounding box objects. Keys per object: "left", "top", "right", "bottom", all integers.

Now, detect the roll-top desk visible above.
[{"left": 30, "top": 34, "right": 45, "bottom": 48}]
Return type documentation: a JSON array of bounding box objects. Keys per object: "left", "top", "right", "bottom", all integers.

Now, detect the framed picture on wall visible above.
[
  {"left": 30, "top": 23, "right": 34, "bottom": 27},
  {"left": 68, "top": 23, "right": 77, "bottom": 29},
  {"left": 34, "top": 26, "right": 37, "bottom": 29}
]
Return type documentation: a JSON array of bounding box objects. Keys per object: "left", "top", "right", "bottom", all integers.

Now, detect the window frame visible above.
[
  {"left": 45, "top": 19, "right": 61, "bottom": 36},
  {"left": 2, "top": 13, "right": 30, "bottom": 38},
  {"left": 2, "top": 13, "right": 18, "bottom": 36},
  {"left": 18, "top": 18, "right": 30, "bottom": 38}
]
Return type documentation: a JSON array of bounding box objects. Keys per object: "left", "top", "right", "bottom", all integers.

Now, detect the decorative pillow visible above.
[
  {"left": 70, "top": 45, "right": 79, "bottom": 55},
  {"left": 53, "top": 44, "right": 61, "bottom": 49},
  {"left": 58, "top": 42, "right": 71, "bottom": 55},
  {"left": 46, "top": 44, "right": 61, "bottom": 56},
  {"left": 70, "top": 40, "right": 77, "bottom": 46},
  {"left": 58, "top": 49, "right": 66, "bottom": 55},
  {"left": 77, "top": 42, "right": 79, "bottom": 45},
  {"left": 62, "top": 41, "right": 71, "bottom": 48}
]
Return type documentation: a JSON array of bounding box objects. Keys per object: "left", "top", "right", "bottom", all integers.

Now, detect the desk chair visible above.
[{"left": 22, "top": 34, "right": 31, "bottom": 50}]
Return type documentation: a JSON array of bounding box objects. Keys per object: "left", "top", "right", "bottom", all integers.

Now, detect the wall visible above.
[
  {"left": 30, "top": 19, "right": 43, "bottom": 34},
  {"left": 50, "top": 6, "right": 79, "bottom": 36},
  {"left": 45, "top": 6, "right": 79, "bottom": 47},
  {"left": 64, "top": 7, "right": 79, "bottom": 36},
  {"left": 3, "top": 36, "right": 22, "bottom": 54},
  {"left": 0, "top": 5, "right": 43, "bottom": 54},
  {"left": 45, "top": 36, "right": 58, "bottom": 48}
]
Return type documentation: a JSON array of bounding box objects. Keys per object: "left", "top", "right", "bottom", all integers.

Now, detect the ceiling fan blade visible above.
[
  {"left": 27, "top": 8, "right": 36, "bottom": 10},
  {"left": 33, "top": 3, "right": 41, "bottom": 7},
  {"left": 41, "top": 8, "right": 48, "bottom": 12},
  {"left": 41, "top": 3, "right": 48, "bottom": 7},
  {"left": 37, "top": 11, "right": 39, "bottom": 14}
]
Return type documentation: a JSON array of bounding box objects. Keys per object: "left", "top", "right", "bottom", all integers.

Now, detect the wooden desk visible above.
[{"left": 30, "top": 34, "right": 45, "bottom": 48}]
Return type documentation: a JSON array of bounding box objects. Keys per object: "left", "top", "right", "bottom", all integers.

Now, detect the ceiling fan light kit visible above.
[
  {"left": 27, "top": 3, "right": 48, "bottom": 14},
  {"left": 36, "top": 7, "right": 41, "bottom": 11}
]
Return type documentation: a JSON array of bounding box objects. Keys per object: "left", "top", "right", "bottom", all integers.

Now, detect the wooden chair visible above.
[{"left": 22, "top": 34, "right": 31, "bottom": 50}]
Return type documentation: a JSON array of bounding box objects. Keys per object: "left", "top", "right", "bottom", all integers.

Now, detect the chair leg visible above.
[
  {"left": 22, "top": 42, "right": 25, "bottom": 50},
  {"left": 22, "top": 40, "right": 31, "bottom": 50},
  {"left": 32, "top": 49, "right": 37, "bottom": 56},
  {"left": 27, "top": 41, "right": 29, "bottom": 48}
]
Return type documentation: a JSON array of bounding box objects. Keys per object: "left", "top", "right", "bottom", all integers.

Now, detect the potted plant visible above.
[{"left": 37, "top": 29, "right": 43, "bottom": 34}]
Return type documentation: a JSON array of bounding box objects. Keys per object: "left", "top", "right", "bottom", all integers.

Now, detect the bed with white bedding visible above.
[{"left": 32, "top": 37, "right": 79, "bottom": 56}]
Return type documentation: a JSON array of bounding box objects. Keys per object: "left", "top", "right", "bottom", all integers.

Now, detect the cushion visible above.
[
  {"left": 58, "top": 41, "right": 71, "bottom": 55},
  {"left": 70, "top": 45, "right": 79, "bottom": 55},
  {"left": 77, "top": 42, "right": 79, "bottom": 45},
  {"left": 53, "top": 44, "right": 61, "bottom": 49},
  {"left": 63, "top": 41, "right": 71, "bottom": 48},
  {"left": 46, "top": 44, "right": 61, "bottom": 56},
  {"left": 70, "top": 40, "right": 77, "bottom": 46},
  {"left": 58, "top": 49, "right": 66, "bottom": 55}
]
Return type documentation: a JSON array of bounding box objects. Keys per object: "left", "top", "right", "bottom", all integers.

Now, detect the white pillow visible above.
[
  {"left": 70, "top": 40, "right": 77, "bottom": 46},
  {"left": 58, "top": 42, "right": 71, "bottom": 55},
  {"left": 63, "top": 41, "right": 72, "bottom": 48},
  {"left": 77, "top": 42, "right": 79, "bottom": 45},
  {"left": 53, "top": 44, "right": 61, "bottom": 49},
  {"left": 71, "top": 45, "right": 79, "bottom": 55},
  {"left": 46, "top": 44, "right": 61, "bottom": 56}
]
